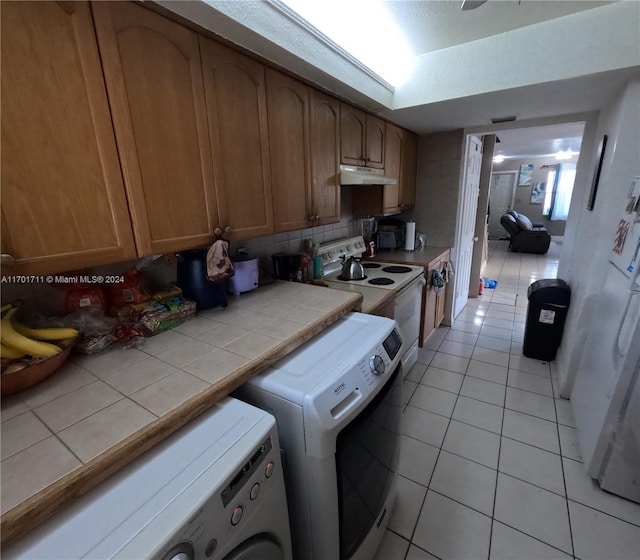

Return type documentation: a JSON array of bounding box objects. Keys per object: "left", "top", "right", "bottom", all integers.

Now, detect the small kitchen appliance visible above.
[
  {"left": 376, "top": 217, "right": 406, "bottom": 250},
  {"left": 176, "top": 249, "right": 227, "bottom": 310},
  {"left": 227, "top": 253, "right": 259, "bottom": 295},
  {"left": 360, "top": 216, "right": 378, "bottom": 258},
  {"left": 271, "top": 253, "right": 302, "bottom": 282}
]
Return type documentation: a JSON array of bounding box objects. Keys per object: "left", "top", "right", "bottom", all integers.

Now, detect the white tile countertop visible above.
[{"left": 0, "top": 281, "right": 362, "bottom": 546}]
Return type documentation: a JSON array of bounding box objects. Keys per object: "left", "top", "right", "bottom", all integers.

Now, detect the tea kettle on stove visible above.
[{"left": 340, "top": 255, "right": 365, "bottom": 280}]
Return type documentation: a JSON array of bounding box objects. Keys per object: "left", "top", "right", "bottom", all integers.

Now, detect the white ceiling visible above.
[
  {"left": 159, "top": 0, "right": 639, "bottom": 158},
  {"left": 491, "top": 122, "right": 585, "bottom": 160},
  {"left": 384, "top": 0, "right": 613, "bottom": 56}
]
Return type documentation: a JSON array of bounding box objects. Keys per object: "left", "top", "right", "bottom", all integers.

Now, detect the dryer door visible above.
[{"left": 222, "top": 536, "right": 283, "bottom": 560}]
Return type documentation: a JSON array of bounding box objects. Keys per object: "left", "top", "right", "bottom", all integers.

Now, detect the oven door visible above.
[{"left": 335, "top": 362, "right": 402, "bottom": 559}]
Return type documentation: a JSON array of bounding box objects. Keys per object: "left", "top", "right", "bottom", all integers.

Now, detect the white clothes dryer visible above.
[{"left": 5, "top": 398, "right": 292, "bottom": 560}]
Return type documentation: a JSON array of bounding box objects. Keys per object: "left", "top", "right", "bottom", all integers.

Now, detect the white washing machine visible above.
[
  {"left": 5, "top": 397, "right": 292, "bottom": 560},
  {"left": 234, "top": 313, "right": 403, "bottom": 560}
]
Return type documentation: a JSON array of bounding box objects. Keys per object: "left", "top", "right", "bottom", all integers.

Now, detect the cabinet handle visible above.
[
  {"left": 315, "top": 215, "right": 320, "bottom": 221},
  {"left": 1, "top": 254, "right": 15, "bottom": 267},
  {"left": 309, "top": 215, "right": 316, "bottom": 222},
  {"left": 224, "top": 226, "right": 232, "bottom": 234}
]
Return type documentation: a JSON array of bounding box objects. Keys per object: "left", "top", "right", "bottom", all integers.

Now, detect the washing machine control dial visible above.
[
  {"left": 369, "top": 355, "right": 385, "bottom": 375},
  {"left": 162, "top": 542, "right": 194, "bottom": 560}
]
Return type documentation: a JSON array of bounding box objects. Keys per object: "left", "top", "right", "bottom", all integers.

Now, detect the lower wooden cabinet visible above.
[{"left": 420, "top": 249, "right": 451, "bottom": 345}]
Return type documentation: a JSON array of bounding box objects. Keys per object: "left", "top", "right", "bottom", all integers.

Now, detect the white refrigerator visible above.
[{"left": 571, "top": 176, "right": 640, "bottom": 503}]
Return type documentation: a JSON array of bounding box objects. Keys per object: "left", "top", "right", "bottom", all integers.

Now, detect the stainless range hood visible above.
[{"left": 340, "top": 165, "right": 397, "bottom": 186}]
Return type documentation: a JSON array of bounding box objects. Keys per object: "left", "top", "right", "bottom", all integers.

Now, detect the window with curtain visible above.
[{"left": 543, "top": 163, "right": 576, "bottom": 220}]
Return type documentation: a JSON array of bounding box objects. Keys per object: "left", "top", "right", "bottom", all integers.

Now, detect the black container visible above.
[
  {"left": 523, "top": 279, "right": 571, "bottom": 361},
  {"left": 272, "top": 253, "right": 302, "bottom": 282},
  {"left": 176, "top": 250, "right": 227, "bottom": 311}
]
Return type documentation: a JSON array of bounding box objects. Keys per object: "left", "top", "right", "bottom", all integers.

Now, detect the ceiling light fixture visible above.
[
  {"left": 555, "top": 150, "right": 577, "bottom": 160},
  {"left": 493, "top": 155, "right": 505, "bottom": 163},
  {"left": 461, "top": 0, "right": 488, "bottom": 10}
]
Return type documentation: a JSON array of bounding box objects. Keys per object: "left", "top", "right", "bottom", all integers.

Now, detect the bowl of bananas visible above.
[{"left": 1, "top": 304, "right": 79, "bottom": 396}]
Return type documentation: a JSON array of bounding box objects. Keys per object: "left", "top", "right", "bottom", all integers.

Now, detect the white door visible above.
[
  {"left": 488, "top": 171, "right": 517, "bottom": 238},
  {"left": 453, "top": 135, "right": 483, "bottom": 318}
]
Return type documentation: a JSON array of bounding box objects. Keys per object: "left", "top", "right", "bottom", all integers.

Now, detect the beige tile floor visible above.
[{"left": 375, "top": 240, "right": 640, "bottom": 560}]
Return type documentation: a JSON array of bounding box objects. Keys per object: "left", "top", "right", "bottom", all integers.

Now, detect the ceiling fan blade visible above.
[{"left": 461, "top": 0, "right": 488, "bottom": 10}]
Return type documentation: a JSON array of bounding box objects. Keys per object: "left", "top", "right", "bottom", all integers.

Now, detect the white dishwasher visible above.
[{"left": 5, "top": 398, "right": 292, "bottom": 560}]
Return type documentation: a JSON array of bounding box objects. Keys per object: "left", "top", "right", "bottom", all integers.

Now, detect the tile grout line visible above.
[
  {"left": 404, "top": 350, "right": 475, "bottom": 560},
  {"left": 554, "top": 394, "right": 578, "bottom": 559},
  {"left": 487, "top": 307, "right": 510, "bottom": 560}
]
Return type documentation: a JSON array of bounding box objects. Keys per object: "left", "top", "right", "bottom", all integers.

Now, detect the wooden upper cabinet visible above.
[
  {"left": 340, "top": 104, "right": 366, "bottom": 166},
  {"left": 340, "top": 104, "right": 385, "bottom": 169},
  {"left": 200, "top": 38, "right": 273, "bottom": 240},
  {"left": 400, "top": 131, "right": 418, "bottom": 210},
  {"left": 266, "top": 69, "right": 311, "bottom": 233},
  {"left": 309, "top": 90, "right": 341, "bottom": 226},
  {"left": 365, "top": 115, "right": 385, "bottom": 169},
  {"left": 0, "top": 1, "right": 136, "bottom": 275},
  {"left": 92, "top": 2, "right": 217, "bottom": 256},
  {"left": 383, "top": 123, "right": 403, "bottom": 215}
]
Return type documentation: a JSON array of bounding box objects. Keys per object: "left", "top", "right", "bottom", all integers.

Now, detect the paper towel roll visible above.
[{"left": 405, "top": 221, "right": 416, "bottom": 251}]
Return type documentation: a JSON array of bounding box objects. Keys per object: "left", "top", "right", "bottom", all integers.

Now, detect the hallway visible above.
[{"left": 375, "top": 240, "right": 640, "bottom": 560}]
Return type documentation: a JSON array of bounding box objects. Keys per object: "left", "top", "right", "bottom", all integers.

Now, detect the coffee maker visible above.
[
  {"left": 272, "top": 253, "right": 302, "bottom": 282},
  {"left": 359, "top": 216, "right": 377, "bottom": 258}
]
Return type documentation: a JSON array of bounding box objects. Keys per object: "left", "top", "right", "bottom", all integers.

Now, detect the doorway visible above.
[
  {"left": 488, "top": 171, "right": 517, "bottom": 239},
  {"left": 453, "top": 135, "right": 483, "bottom": 319}
]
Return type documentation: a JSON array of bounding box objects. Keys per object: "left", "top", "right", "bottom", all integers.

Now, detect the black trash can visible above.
[{"left": 523, "top": 279, "right": 571, "bottom": 361}]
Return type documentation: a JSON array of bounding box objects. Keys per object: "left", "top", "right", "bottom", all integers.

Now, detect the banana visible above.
[
  {"left": 12, "top": 321, "right": 78, "bottom": 341},
  {"left": 0, "top": 308, "right": 61, "bottom": 357},
  {"left": 1, "top": 343, "right": 25, "bottom": 359}
]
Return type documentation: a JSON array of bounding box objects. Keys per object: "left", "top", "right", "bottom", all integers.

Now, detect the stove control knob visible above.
[
  {"left": 369, "top": 355, "right": 385, "bottom": 376},
  {"left": 347, "top": 245, "right": 353, "bottom": 251}
]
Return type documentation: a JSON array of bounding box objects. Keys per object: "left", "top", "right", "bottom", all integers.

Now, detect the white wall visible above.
[{"left": 555, "top": 78, "right": 640, "bottom": 396}]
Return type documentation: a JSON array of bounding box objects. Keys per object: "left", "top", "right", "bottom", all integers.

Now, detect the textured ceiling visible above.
[
  {"left": 385, "top": 0, "right": 613, "bottom": 56},
  {"left": 491, "top": 122, "right": 585, "bottom": 160}
]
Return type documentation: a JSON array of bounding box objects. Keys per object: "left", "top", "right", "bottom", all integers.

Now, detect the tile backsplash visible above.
[{"left": 2, "top": 190, "right": 359, "bottom": 316}]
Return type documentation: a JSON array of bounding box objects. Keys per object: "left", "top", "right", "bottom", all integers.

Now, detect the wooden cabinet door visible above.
[
  {"left": 383, "top": 123, "right": 403, "bottom": 215},
  {"left": 92, "top": 2, "right": 218, "bottom": 256},
  {"left": 1, "top": 1, "right": 136, "bottom": 275},
  {"left": 266, "top": 69, "right": 312, "bottom": 233},
  {"left": 340, "top": 104, "right": 366, "bottom": 166},
  {"left": 310, "top": 90, "right": 341, "bottom": 226},
  {"left": 365, "top": 115, "right": 385, "bottom": 169},
  {"left": 421, "top": 281, "right": 437, "bottom": 345},
  {"left": 400, "top": 131, "right": 418, "bottom": 210},
  {"left": 435, "top": 251, "right": 450, "bottom": 327},
  {"left": 200, "top": 38, "right": 273, "bottom": 240}
]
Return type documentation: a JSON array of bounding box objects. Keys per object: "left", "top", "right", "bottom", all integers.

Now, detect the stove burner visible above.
[
  {"left": 362, "top": 263, "right": 382, "bottom": 269},
  {"left": 382, "top": 266, "right": 413, "bottom": 274},
  {"left": 369, "top": 277, "right": 395, "bottom": 286},
  {"left": 337, "top": 275, "right": 368, "bottom": 281}
]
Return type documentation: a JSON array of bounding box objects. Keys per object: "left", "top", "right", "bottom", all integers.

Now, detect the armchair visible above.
[{"left": 500, "top": 211, "right": 551, "bottom": 254}]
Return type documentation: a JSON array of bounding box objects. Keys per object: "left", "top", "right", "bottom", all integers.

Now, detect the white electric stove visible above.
[{"left": 319, "top": 236, "right": 424, "bottom": 371}]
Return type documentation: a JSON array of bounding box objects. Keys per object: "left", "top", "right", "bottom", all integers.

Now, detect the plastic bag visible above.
[{"left": 105, "top": 268, "right": 151, "bottom": 306}]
